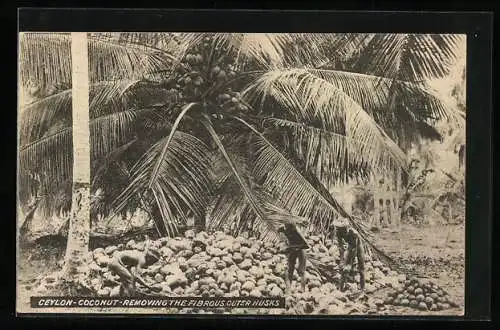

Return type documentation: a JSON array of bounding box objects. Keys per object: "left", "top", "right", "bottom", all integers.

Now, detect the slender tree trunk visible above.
[{"left": 62, "top": 33, "right": 91, "bottom": 280}]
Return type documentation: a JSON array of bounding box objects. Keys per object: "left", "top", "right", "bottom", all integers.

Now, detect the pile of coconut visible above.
[
  {"left": 383, "top": 277, "right": 458, "bottom": 311},
  {"left": 71, "top": 229, "right": 428, "bottom": 314}
]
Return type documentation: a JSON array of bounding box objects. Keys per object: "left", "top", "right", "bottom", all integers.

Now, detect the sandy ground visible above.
[{"left": 16, "top": 223, "right": 465, "bottom": 316}]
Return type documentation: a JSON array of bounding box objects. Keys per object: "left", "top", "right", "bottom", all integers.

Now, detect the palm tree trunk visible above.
[{"left": 62, "top": 33, "right": 91, "bottom": 280}]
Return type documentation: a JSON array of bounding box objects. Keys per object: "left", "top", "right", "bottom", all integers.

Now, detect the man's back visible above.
[
  {"left": 336, "top": 226, "right": 357, "bottom": 245},
  {"left": 281, "top": 224, "right": 309, "bottom": 249},
  {"left": 112, "top": 250, "right": 145, "bottom": 268}
]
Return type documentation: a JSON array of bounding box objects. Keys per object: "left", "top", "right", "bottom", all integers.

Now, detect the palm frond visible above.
[
  {"left": 248, "top": 68, "right": 463, "bottom": 128},
  {"left": 148, "top": 102, "right": 199, "bottom": 188},
  {"left": 233, "top": 116, "right": 395, "bottom": 265},
  {"left": 262, "top": 117, "right": 376, "bottom": 185},
  {"left": 199, "top": 115, "right": 281, "bottom": 239},
  {"left": 111, "top": 131, "right": 213, "bottom": 237},
  {"left": 207, "top": 141, "right": 293, "bottom": 240},
  {"left": 323, "top": 33, "right": 374, "bottom": 63},
  {"left": 88, "top": 35, "right": 177, "bottom": 83},
  {"left": 317, "top": 68, "right": 465, "bottom": 146},
  {"left": 179, "top": 33, "right": 330, "bottom": 70},
  {"left": 18, "top": 128, "right": 73, "bottom": 207},
  {"left": 235, "top": 116, "right": 347, "bottom": 221},
  {"left": 355, "top": 34, "right": 464, "bottom": 81},
  {"left": 19, "top": 32, "right": 72, "bottom": 90},
  {"left": 19, "top": 33, "right": 181, "bottom": 88},
  {"left": 91, "top": 139, "right": 138, "bottom": 186},
  {"left": 243, "top": 69, "right": 407, "bottom": 174},
  {"left": 19, "top": 80, "right": 171, "bottom": 145},
  {"left": 90, "top": 109, "right": 153, "bottom": 159},
  {"left": 18, "top": 108, "right": 154, "bottom": 210},
  {"left": 208, "top": 174, "right": 304, "bottom": 242},
  {"left": 19, "top": 88, "right": 72, "bottom": 146}
]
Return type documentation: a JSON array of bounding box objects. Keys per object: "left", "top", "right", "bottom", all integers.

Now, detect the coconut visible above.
[
  {"left": 241, "top": 280, "right": 255, "bottom": 291},
  {"left": 165, "top": 273, "right": 188, "bottom": 288},
  {"left": 261, "top": 252, "right": 273, "bottom": 260},
  {"left": 418, "top": 302, "right": 428, "bottom": 310},
  {"left": 220, "top": 282, "right": 229, "bottom": 292},
  {"left": 240, "top": 246, "right": 250, "bottom": 255},
  {"left": 229, "top": 281, "right": 241, "bottom": 291},
  {"left": 215, "top": 260, "right": 226, "bottom": 269},
  {"left": 160, "top": 247, "right": 175, "bottom": 258},
  {"left": 178, "top": 260, "right": 189, "bottom": 272},
  {"left": 249, "top": 266, "right": 264, "bottom": 279},
  {"left": 206, "top": 261, "right": 217, "bottom": 270},
  {"left": 238, "top": 259, "right": 252, "bottom": 270},
  {"left": 173, "top": 287, "right": 184, "bottom": 295},
  {"left": 226, "top": 290, "right": 239, "bottom": 297},
  {"left": 246, "top": 247, "right": 258, "bottom": 258},
  {"left": 216, "top": 70, "right": 227, "bottom": 81},
  {"left": 220, "top": 255, "right": 233, "bottom": 266},
  {"left": 160, "top": 264, "right": 183, "bottom": 276},
  {"left": 88, "top": 262, "right": 102, "bottom": 273},
  {"left": 154, "top": 273, "right": 164, "bottom": 283},
  {"left": 97, "top": 287, "right": 111, "bottom": 297},
  {"left": 232, "top": 252, "right": 244, "bottom": 263},
  {"left": 105, "top": 245, "right": 118, "bottom": 255},
  {"left": 211, "top": 66, "right": 221, "bottom": 77},
  {"left": 211, "top": 269, "right": 221, "bottom": 278},
  {"left": 256, "top": 278, "right": 267, "bottom": 287},
  {"left": 425, "top": 296, "right": 434, "bottom": 305},
  {"left": 95, "top": 255, "right": 110, "bottom": 267},
  {"left": 364, "top": 284, "right": 376, "bottom": 294},
  {"left": 109, "top": 286, "right": 121, "bottom": 298},
  {"left": 236, "top": 272, "right": 246, "bottom": 283}
]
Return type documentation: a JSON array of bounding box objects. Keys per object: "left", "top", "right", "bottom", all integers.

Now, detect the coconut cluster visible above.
[
  {"left": 156, "top": 34, "right": 239, "bottom": 102},
  {"left": 384, "top": 277, "right": 458, "bottom": 311},
  {"left": 83, "top": 230, "right": 420, "bottom": 315}
]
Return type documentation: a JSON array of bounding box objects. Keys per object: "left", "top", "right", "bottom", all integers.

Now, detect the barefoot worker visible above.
[
  {"left": 332, "top": 217, "right": 366, "bottom": 292},
  {"left": 107, "top": 236, "right": 162, "bottom": 296},
  {"left": 278, "top": 221, "right": 310, "bottom": 293}
]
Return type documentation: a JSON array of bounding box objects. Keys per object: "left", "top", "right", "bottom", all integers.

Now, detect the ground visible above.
[
  {"left": 16, "top": 222, "right": 464, "bottom": 315},
  {"left": 370, "top": 223, "right": 464, "bottom": 315}
]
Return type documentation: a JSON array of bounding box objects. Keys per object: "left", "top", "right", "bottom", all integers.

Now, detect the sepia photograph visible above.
[{"left": 17, "top": 32, "right": 466, "bottom": 315}]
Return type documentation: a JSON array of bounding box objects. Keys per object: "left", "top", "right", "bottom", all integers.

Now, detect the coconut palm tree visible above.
[
  {"left": 19, "top": 32, "right": 181, "bottom": 285},
  {"left": 18, "top": 33, "right": 465, "bottom": 264},
  {"left": 60, "top": 32, "right": 91, "bottom": 279}
]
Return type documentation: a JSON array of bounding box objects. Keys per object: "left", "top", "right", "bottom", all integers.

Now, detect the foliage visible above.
[{"left": 18, "top": 33, "right": 465, "bottom": 249}]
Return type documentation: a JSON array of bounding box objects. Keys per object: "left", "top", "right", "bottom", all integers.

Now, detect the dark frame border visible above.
[{"left": 15, "top": 8, "right": 493, "bottom": 322}]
